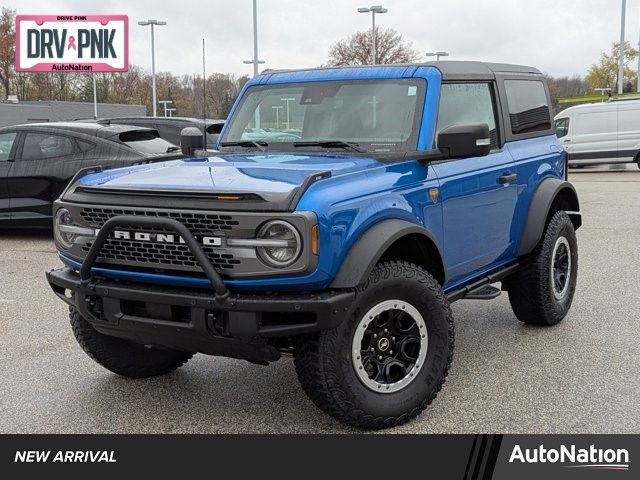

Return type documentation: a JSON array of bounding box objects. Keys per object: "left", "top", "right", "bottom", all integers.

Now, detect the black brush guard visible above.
[{"left": 46, "top": 215, "right": 354, "bottom": 363}]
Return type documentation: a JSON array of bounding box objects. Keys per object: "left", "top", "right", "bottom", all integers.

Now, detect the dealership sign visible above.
[{"left": 15, "top": 15, "right": 128, "bottom": 72}]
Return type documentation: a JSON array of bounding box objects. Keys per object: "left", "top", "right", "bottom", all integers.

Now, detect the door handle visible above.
[
  {"left": 498, "top": 173, "right": 517, "bottom": 185},
  {"left": 563, "top": 139, "right": 571, "bottom": 143}
]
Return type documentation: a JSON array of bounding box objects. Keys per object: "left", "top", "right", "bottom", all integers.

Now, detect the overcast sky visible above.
[{"left": 8, "top": 0, "right": 640, "bottom": 78}]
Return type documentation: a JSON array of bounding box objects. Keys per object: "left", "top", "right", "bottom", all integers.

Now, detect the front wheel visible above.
[
  {"left": 507, "top": 210, "right": 578, "bottom": 325},
  {"left": 294, "top": 261, "right": 454, "bottom": 429},
  {"left": 70, "top": 308, "right": 193, "bottom": 378}
]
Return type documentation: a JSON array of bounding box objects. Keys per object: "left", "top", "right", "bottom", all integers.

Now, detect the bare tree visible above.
[
  {"left": 0, "top": 8, "right": 16, "bottom": 99},
  {"left": 545, "top": 74, "right": 587, "bottom": 107},
  {"left": 327, "top": 27, "right": 418, "bottom": 66}
]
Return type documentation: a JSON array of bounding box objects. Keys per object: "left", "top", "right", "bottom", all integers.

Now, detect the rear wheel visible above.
[
  {"left": 507, "top": 210, "right": 578, "bottom": 325},
  {"left": 70, "top": 308, "right": 192, "bottom": 378},
  {"left": 294, "top": 261, "right": 454, "bottom": 429}
]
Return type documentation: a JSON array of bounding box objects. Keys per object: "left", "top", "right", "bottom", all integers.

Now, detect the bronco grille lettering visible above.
[{"left": 111, "top": 230, "right": 222, "bottom": 246}]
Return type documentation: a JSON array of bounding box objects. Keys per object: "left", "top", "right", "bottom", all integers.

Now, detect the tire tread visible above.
[{"left": 294, "top": 261, "right": 454, "bottom": 429}]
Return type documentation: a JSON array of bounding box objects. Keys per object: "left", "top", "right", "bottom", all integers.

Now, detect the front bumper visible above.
[{"left": 47, "top": 267, "right": 355, "bottom": 363}]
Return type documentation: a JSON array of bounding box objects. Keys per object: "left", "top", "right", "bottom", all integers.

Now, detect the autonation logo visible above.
[{"left": 509, "top": 444, "right": 630, "bottom": 471}]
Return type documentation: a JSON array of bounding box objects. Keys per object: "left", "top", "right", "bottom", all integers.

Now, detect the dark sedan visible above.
[
  {"left": 80, "top": 117, "right": 225, "bottom": 149},
  {"left": 0, "top": 122, "right": 184, "bottom": 227}
]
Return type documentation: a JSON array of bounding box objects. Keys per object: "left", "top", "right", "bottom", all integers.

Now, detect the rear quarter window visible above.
[
  {"left": 504, "top": 80, "right": 551, "bottom": 135},
  {"left": 118, "top": 130, "right": 179, "bottom": 154}
]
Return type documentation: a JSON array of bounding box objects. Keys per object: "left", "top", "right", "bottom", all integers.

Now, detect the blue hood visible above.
[{"left": 79, "top": 152, "right": 382, "bottom": 199}]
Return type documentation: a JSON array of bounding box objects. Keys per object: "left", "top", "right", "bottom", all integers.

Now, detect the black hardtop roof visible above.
[
  {"left": 424, "top": 60, "right": 541, "bottom": 76},
  {"left": 265, "top": 61, "right": 542, "bottom": 80}
]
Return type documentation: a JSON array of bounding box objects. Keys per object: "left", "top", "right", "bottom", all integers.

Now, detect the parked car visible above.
[
  {"left": 79, "top": 117, "right": 225, "bottom": 149},
  {"left": 47, "top": 62, "right": 580, "bottom": 429},
  {"left": 554, "top": 98, "right": 640, "bottom": 168},
  {"left": 0, "top": 122, "right": 183, "bottom": 227}
]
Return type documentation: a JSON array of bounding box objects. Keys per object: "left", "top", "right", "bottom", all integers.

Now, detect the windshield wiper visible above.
[
  {"left": 220, "top": 140, "right": 268, "bottom": 152},
  {"left": 293, "top": 140, "right": 365, "bottom": 153}
]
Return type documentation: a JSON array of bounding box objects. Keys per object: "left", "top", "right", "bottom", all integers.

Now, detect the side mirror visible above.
[
  {"left": 180, "top": 127, "right": 204, "bottom": 156},
  {"left": 437, "top": 123, "right": 491, "bottom": 159}
]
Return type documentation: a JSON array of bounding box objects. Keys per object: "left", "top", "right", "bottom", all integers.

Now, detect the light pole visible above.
[
  {"left": 281, "top": 97, "right": 295, "bottom": 129},
  {"left": 426, "top": 51, "right": 450, "bottom": 61},
  {"left": 637, "top": 21, "right": 640, "bottom": 92},
  {"left": 243, "top": 0, "right": 265, "bottom": 129},
  {"left": 272, "top": 105, "right": 283, "bottom": 129},
  {"left": 357, "top": 5, "right": 388, "bottom": 65},
  {"left": 92, "top": 75, "right": 98, "bottom": 119},
  {"left": 166, "top": 108, "right": 176, "bottom": 117},
  {"left": 138, "top": 20, "right": 167, "bottom": 117},
  {"left": 158, "top": 99, "right": 173, "bottom": 117},
  {"left": 243, "top": 0, "right": 265, "bottom": 76},
  {"left": 618, "top": 0, "right": 626, "bottom": 95}
]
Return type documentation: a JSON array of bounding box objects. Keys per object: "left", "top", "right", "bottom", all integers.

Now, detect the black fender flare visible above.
[
  {"left": 329, "top": 219, "right": 444, "bottom": 289},
  {"left": 517, "top": 178, "right": 581, "bottom": 256}
]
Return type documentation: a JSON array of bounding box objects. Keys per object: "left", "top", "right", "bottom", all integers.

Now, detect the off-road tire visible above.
[
  {"left": 70, "top": 308, "right": 192, "bottom": 378},
  {"left": 294, "top": 261, "right": 454, "bottom": 429},
  {"left": 507, "top": 210, "right": 578, "bottom": 325}
]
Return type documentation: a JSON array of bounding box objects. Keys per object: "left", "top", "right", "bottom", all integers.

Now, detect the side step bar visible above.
[{"left": 445, "top": 263, "right": 519, "bottom": 303}]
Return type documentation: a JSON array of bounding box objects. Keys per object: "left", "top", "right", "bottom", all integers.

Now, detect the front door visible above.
[
  {"left": 0, "top": 131, "right": 19, "bottom": 221},
  {"left": 9, "top": 131, "right": 78, "bottom": 221},
  {"left": 431, "top": 82, "right": 518, "bottom": 285}
]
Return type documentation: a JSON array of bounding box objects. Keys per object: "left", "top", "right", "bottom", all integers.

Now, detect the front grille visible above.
[
  {"left": 80, "top": 207, "right": 239, "bottom": 234},
  {"left": 79, "top": 207, "right": 243, "bottom": 274}
]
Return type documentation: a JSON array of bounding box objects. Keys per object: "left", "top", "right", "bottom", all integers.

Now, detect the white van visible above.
[{"left": 554, "top": 98, "right": 640, "bottom": 168}]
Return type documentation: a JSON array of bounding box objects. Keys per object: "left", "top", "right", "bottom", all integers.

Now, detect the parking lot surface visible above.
[{"left": 1, "top": 166, "right": 639, "bottom": 433}]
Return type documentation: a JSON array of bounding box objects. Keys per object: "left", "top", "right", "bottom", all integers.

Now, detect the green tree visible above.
[{"left": 585, "top": 41, "right": 638, "bottom": 94}]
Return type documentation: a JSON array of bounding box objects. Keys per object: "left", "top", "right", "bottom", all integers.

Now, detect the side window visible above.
[
  {"left": 21, "top": 133, "right": 76, "bottom": 160},
  {"left": 504, "top": 80, "right": 551, "bottom": 135},
  {"left": 0, "top": 132, "right": 17, "bottom": 161},
  {"left": 77, "top": 139, "right": 96, "bottom": 154},
  {"left": 437, "top": 83, "right": 499, "bottom": 149},
  {"left": 554, "top": 118, "right": 569, "bottom": 138}
]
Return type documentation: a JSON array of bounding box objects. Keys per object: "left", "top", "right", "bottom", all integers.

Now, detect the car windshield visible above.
[{"left": 220, "top": 79, "right": 426, "bottom": 153}]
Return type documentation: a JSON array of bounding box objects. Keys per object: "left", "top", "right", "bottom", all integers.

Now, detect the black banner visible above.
[{"left": 0, "top": 434, "right": 636, "bottom": 479}]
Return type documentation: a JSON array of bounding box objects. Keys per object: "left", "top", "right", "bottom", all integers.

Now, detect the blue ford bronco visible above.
[{"left": 47, "top": 62, "right": 581, "bottom": 429}]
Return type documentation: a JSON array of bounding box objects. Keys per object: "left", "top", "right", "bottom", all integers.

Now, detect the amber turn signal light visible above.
[{"left": 311, "top": 224, "right": 319, "bottom": 255}]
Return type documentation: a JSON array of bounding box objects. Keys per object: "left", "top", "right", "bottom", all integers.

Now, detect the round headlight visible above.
[
  {"left": 257, "top": 220, "right": 301, "bottom": 267},
  {"left": 54, "top": 208, "right": 76, "bottom": 249}
]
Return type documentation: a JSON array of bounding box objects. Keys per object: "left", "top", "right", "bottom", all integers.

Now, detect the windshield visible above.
[{"left": 221, "top": 79, "right": 426, "bottom": 153}]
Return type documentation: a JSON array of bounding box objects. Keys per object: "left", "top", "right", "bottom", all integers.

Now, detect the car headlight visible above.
[
  {"left": 54, "top": 208, "right": 95, "bottom": 249},
  {"left": 256, "top": 220, "right": 301, "bottom": 267},
  {"left": 54, "top": 208, "right": 77, "bottom": 249}
]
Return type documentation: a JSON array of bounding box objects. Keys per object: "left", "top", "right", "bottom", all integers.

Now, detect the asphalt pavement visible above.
[{"left": 1, "top": 165, "right": 638, "bottom": 433}]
